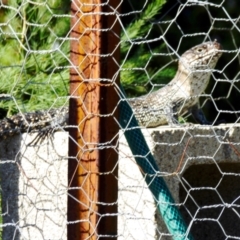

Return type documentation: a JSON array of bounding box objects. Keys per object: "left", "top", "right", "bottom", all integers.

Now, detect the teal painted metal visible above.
[{"left": 119, "top": 86, "right": 193, "bottom": 240}]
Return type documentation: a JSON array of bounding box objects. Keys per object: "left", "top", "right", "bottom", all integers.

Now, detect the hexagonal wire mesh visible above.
[{"left": 0, "top": 0, "right": 240, "bottom": 240}]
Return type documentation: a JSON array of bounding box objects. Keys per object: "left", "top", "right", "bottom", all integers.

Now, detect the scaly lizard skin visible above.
[
  {"left": 129, "top": 40, "right": 222, "bottom": 127},
  {"left": 0, "top": 40, "right": 222, "bottom": 139},
  {"left": 0, "top": 107, "right": 69, "bottom": 139}
]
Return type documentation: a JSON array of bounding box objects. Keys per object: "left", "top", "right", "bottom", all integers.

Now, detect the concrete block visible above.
[
  {"left": 0, "top": 133, "right": 68, "bottom": 240},
  {"left": 119, "top": 124, "right": 240, "bottom": 239},
  {"left": 1, "top": 123, "right": 240, "bottom": 239}
]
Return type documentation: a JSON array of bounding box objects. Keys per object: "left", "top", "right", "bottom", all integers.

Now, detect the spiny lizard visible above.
[
  {"left": 129, "top": 40, "right": 222, "bottom": 127},
  {"left": 0, "top": 40, "right": 222, "bottom": 139}
]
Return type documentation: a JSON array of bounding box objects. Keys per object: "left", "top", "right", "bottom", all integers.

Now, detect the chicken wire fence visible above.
[{"left": 0, "top": 0, "right": 240, "bottom": 239}]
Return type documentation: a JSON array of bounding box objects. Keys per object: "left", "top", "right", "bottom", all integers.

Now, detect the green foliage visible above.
[
  {"left": 121, "top": 0, "right": 167, "bottom": 54},
  {"left": 121, "top": 0, "right": 175, "bottom": 96},
  {"left": 0, "top": 0, "right": 70, "bottom": 116},
  {"left": 121, "top": 44, "right": 175, "bottom": 96},
  {"left": 0, "top": 0, "right": 173, "bottom": 116}
]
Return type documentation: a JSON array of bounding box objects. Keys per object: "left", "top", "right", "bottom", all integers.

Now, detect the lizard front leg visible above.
[{"left": 165, "top": 104, "right": 180, "bottom": 125}]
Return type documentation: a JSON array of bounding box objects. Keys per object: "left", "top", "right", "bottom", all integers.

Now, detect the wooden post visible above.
[{"left": 68, "top": 1, "right": 120, "bottom": 239}]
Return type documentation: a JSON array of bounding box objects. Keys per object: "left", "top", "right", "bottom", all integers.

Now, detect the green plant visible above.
[
  {"left": 121, "top": 0, "right": 175, "bottom": 96},
  {"left": 0, "top": 0, "right": 70, "bottom": 116},
  {"left": 0, "top": 0, "right": 173, "bottom": 116}
]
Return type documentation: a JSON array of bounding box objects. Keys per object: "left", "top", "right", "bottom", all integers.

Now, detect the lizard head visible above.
[
  {"left": 174, "top": 40, "right": 222, "bottom": 98},
  {"left": 179, "top": 40, "right": 222, "bottom": 72}
]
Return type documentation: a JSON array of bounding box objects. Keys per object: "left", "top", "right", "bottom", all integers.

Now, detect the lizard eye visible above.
[{"left": 197, "top": 48, "right": 203, "bottom": 53}]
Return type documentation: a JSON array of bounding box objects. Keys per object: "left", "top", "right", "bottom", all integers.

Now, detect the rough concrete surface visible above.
[
  {"left": 1, "top": 123, "right": 240, "bottom": 239},
  {"left": 0, "top": 133, "right": 68, "bottom": 240}
]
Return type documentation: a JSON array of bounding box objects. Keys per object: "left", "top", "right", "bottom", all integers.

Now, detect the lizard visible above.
[
  {"left": 0, "top": 40, "right": 222, "bottom": 139},
  {"left": 128, "top": 40, "right": 222, "bottom": 127}
]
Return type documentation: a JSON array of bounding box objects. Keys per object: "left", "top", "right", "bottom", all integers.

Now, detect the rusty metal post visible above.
[{"left": 68, "top": 1, "right": 120, "bottom": 239}]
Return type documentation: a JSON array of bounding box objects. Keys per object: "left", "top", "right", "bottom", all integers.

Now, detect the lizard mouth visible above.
[
  {"left": 211, "top": 40, "right": 222, "bottom": 58},
  {"left": 209, "top": 39, "right": 222, "bottom": 56},
  {"left": 212, "top": 39, "right": 221, "bottom": 50}
]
